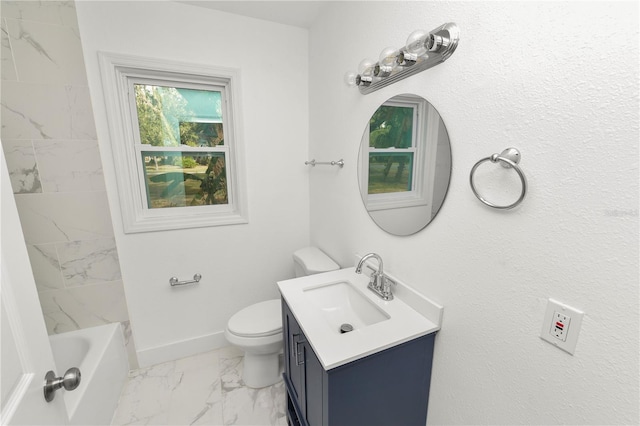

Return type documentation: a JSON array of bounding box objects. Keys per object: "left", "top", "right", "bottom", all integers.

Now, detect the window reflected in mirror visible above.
[
  {"left": 368, "top": 152, "right": 414, "bottom": 194},
  {"left": 368, "top": 103, "right": 417, "bottom": 196},
  {"left": 358, "top": 94, "right": 452, "bottom": 236}
]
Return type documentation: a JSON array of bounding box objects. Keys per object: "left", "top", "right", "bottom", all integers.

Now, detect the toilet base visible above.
[{"left": 242, "top": 352, "right": 282, "bottom": 388}]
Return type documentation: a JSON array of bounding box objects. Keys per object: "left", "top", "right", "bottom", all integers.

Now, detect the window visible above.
[
  {"left": 133, "top": 83, "right": 228, "bottom": 209},
  {"left": 99, "top": 53, "right": 247, "bottom": 233},
  {"left": 361, "top": 95, "right": 437, "bottom": 211}
]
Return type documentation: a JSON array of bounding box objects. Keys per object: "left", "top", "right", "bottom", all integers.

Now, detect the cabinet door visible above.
[
  {"left": 283, "top": 301, "right": 306, "bottom": 417},
  {"left": 283, "top": 300, "right": 328, "bottom": 426},
  {"left": 302, "top": 340, "right": 324, "bottom": 426}
]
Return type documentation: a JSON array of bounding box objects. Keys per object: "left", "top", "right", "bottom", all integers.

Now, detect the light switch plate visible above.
[{"left": 540, "top": 298, "right": 584, "bottom": 355}]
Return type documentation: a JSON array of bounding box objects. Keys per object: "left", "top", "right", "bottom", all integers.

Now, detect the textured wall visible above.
[
  {"left": 0, "top": 1, "right": 136, "bottom": 367},
  {"left": 76, "top": 1, "right": 311, "bottom": 366},
  {"left": 309, "top": 1, "right": 639, "bottom": 424}
]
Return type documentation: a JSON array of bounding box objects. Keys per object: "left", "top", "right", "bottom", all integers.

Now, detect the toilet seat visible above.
[{"left": 227, "top": 299, "right": 282, "bottom": 338}]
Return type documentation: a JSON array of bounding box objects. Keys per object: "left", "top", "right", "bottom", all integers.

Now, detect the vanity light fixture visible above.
[{"left": 346, "top": 22, "right": 460, "bottom": 94}]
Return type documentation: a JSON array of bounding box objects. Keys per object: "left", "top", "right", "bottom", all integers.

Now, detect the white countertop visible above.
[{"left": 277, "top": 267, "right": 442, "bottom": 370}]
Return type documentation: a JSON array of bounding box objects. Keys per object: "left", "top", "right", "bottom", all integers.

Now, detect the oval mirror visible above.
[{"left": 357, "top": 94, "right": 452, "bottom": 236}]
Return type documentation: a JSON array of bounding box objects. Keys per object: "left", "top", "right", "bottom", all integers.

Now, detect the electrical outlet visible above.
[
  {"left": 540, "top": 299, "right": 584, "bottom": 355},
  {"left": 550, "top": 311, "right": 570, "bottom": 341}
]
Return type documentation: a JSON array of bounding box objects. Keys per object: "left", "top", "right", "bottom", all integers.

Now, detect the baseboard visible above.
[{"left": 136, "top": 331, "right": 229, "bottom": 368}]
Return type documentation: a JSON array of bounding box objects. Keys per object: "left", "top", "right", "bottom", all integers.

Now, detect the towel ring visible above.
[{"left": 469, "top": 148, "right": 527, "bottom": 210}]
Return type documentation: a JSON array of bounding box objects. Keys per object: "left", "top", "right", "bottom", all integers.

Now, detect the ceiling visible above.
[{"left": 177, "top": 1, "right": 326, "bottom": 29}]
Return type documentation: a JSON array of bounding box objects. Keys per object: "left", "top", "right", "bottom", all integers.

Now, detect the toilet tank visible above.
[{"left": 293, "top": 247, "right": 339, "bottom": 277}]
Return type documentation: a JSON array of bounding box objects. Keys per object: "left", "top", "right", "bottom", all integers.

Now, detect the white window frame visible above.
[
  {"left": 99, "top": 53, "right": 248, "bottom": 233},
  {"left": 360, "top": 95, "right": 438, "bottom": 212}
]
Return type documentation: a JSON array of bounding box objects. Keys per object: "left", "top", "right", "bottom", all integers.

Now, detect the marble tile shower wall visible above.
[{"left": 0, "top": 1, "right": 137, "bottom": 368}]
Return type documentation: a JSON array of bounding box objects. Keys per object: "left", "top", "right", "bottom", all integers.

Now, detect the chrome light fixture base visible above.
[{"left": 357, "top": 22, "right": 460, "bottom": 94}]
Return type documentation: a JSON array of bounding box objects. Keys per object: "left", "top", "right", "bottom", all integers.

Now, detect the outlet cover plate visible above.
[{"left": 540, "top": 298, "right": 584, "bottom": 355}]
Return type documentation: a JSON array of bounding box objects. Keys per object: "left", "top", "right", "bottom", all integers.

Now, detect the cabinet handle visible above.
[
  {"left": 290, "top": 333, "right": 298, "bottom": 364},
  {"left": 296, "top": 339, "right": 305, "bottom": 366},
  {"left": 294, "top": 334, "right": 306, "bottom": 366}
]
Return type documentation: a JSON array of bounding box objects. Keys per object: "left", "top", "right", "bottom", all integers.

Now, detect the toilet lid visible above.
[{"left": 228, "top": 299, "right": 282, "bottom": 338}]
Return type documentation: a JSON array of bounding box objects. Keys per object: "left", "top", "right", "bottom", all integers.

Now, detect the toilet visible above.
[{"left": 224, "top": 247, "right": 340, "bottom": 388}]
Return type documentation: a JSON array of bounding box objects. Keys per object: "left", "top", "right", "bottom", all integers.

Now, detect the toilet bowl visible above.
[
  {"left": 225, "top": 247, "right": 339, "bottom": 388},
  {"left": 224, "top": 299, "right": 283, "bottom": 388}
]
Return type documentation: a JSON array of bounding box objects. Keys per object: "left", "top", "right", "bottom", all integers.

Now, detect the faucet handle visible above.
[
  {"left": 383, "top": 275, "right": 396, "bottom": 286},
  {"left": 368, "top": 273, "right": 378, "bottom": 287},
  {"left": 381, "top": 275, "right": 396, "bottom": 297}
]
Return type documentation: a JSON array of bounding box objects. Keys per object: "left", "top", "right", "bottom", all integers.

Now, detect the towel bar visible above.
[
  {"left": 169, "top": 273, "right": 202, "bottom": 287},
  {"left": 305, "top": 159, "right": 344, "bottom": 168}
]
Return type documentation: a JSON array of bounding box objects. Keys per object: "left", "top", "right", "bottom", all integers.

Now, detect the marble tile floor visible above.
[{"left": 111, "top": 346, "right": 287, "bottom": 426}]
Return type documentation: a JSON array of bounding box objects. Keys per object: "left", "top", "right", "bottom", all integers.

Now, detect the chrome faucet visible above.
[{"left": 355, "top": 253, "right": 396, "bottom": 301}]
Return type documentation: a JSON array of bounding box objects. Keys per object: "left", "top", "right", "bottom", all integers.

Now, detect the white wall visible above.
[
  {"left": 309, "top": 1, "right": 638, "bottom": 425},
  {"left": 76, "top": 1, "right": 311, "bottom": 366}
]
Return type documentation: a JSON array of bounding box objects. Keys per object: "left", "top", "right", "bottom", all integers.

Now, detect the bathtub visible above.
[{"left": 49, "top": 323, "right": 129, "bottom": 425}]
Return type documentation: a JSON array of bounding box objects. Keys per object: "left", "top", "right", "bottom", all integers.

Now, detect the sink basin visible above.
[
  {"left": 277, "top": 267, "right": 442, "bottom": 369},
  {"left": 303, "top": 281, "right": 389, "bottom": 334}
]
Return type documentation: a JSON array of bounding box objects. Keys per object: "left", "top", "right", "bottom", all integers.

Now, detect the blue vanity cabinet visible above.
[{"left": 282, "top": 299, "right": 436, "bottom": 426}]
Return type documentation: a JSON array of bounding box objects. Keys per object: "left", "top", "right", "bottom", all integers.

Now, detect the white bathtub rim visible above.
[{"left": 48, "top": 323, "right": 128, "bottom": 423}]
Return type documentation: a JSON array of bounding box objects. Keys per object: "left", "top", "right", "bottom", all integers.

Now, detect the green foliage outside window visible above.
[
  {"left": 368, "top": 105, "right": 415, "bottom": 194},
  {"left": 135, "top": 84, "right": 228, "bottom": 208}
]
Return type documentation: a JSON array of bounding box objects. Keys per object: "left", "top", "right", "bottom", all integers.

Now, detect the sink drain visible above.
[{"left": 340, "top": 323, "right": 354, "bottom": 334}]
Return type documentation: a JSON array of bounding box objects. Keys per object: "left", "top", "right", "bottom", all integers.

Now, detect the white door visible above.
[{"left": 1, "top": 149, "right": 69, "bottom": 425}]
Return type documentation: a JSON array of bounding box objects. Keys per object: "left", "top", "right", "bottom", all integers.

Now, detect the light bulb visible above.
[
  {"left": 344, "top": 72, "right": 357, "bottom": 87},
  {"left": 356, "top": 58, "right": 375, "bottom": 86},
  {"left": 358, "top": 58, "right": 375, "bottom": 77},
  {"left": 405, "top": 29, "right": 429, "bottom": 56},
  {"left": 375, "top": 46, "right": 398, "bottom": 77},
  {"left": 378, "top": 47, "right": 398, "bottom": 67}
]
